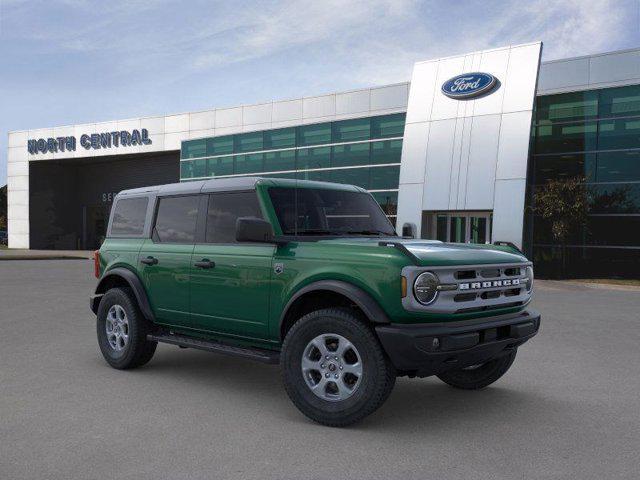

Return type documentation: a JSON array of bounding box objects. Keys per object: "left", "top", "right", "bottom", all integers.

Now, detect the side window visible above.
[
  {"left": 154, "top": 195, "right": 200, "bottom": 243},
  {"left": 206, "top": 192, "right": 263, "bottom": 243},
  {"left": 110, "top": 197, "right": 148, "bottom": 236}
]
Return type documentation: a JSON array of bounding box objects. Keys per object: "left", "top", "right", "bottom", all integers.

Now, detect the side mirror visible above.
[
  {"left": 236, "top": 217, "right": 275, "bottom": 243},
  {"left": 401, "top": 222, "right": 416, "bottom": 238}
]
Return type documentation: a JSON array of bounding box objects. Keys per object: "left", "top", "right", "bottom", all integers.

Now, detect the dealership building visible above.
[{"left": 6, "top": 42, "right": 640, "bottom": 277}]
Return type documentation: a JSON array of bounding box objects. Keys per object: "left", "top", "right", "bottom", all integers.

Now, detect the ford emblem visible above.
[{"left": 441, "top": 72, "right": 497, "bottom": 99}]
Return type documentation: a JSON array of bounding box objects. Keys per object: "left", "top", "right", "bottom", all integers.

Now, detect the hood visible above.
[{"left": 317, "top": 237, "right": 528, "bottom": 266}]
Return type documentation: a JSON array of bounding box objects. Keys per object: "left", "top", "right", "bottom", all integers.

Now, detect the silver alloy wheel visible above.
[
  {"left": 301, "top": 333, "right": 363, "bottom": 402},
  {"left": 105, "top": 304, "right": 129, "bottom": 352}
]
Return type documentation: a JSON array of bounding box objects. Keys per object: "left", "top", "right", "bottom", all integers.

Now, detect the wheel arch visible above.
[
  {"left": 279, "top": 280, "right": 390, "bottom": 340},
  {"left": 91, "top": 268, "right": 155, "bottom": 322}
]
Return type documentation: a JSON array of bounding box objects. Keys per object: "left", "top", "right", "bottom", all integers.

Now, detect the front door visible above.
[
  {"left": 189, "top": 191, "right": 274, "bottom": 339},
  {"left": 139, "top": 194, "right": 200, "bottom": 327}
]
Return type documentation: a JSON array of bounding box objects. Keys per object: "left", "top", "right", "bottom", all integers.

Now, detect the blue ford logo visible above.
[{"left": 441, "top": 72, "right": 497, "bottom": 99}]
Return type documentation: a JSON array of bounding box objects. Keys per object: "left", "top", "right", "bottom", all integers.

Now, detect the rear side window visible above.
[
  {"left": 154, "top": 195, "right": 200, "bottom": 243},
  {"left": 110, "top": 197, "right": 148, "bottom": 236},
  {"left": 206, "top": 192, "right": 263, "bottom": 243}
]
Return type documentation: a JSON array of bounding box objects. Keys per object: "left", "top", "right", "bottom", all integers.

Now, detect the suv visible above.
[{"left": 91, "top": 177, "right": 540, "bottom": 426}]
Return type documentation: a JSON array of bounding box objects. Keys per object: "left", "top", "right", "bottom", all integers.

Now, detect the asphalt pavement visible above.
[{"left": 1, "top": 260, "right": 639, "bottom": 480}]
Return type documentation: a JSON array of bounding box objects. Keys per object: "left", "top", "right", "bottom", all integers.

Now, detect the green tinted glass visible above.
[
  {"left": 180, "top": 160, "right": 194, "bottom": 178},
  {"left": 264, "top": 128, "right": 296, "bottom": 149},
  {"left": 264, "top": 150, "right": 295, "bottom": 172},
  {"left": 330, "top": 168, "right": 369, "bottom": 189},
  {"left": 207, "top": 156, "right": 234, "bottom": 177},
  {"left": 234, "top": 132, "right": 263, "bottom": 153},
  {"left": 596, "top": 151, "right": 640, "bottom": 182},
  {"left": 181, "top": 139, "right": 206, "bottom": 159},
  {"left": 535, "top": 91, "right": 598, "bottom": 123},
  {"left": 371, "top": 113, "right": 406, "bottom": 139},
  {"left": 234, "top": 153, "right": 264, "bottom": 174},
  {"left": 332, "top": 118, "right": 370, "bottom": 142},
  {"left": 297, "top": 123, "right": 331, "bottom": 146},
  {"left": 598, "top": 84, "right": 640, "bottom": 118},
  {"left": 371, "top": 139, "right": 402, "bottom": 164},
  {"left": 532, "top": 153, "right": 597, "bottom": 183},
  {"left": 206, "top": 136, "right": 233, "bottom": 156},
  {"left": 297, "top": 170, "right": 331, "bottom": 182},
  {"left": 371, "top": 191, "right": 398, "bottom": 216},
  {"left": 332, "top": 143, "right": 370, "bottom": 167},
  {"left": 296, "top": 147, "right": 331, "bottom": 170},
  {"left": 534, "top": 121, "right": 598, "bottom": 154},
  {"left": 598, "top": 119, "right": 640, "bottom": 150},
  {"left": 369, "top": 166, "right": 400, "bottom": 190}
]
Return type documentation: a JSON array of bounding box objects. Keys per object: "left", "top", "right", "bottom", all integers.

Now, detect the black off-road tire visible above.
[
  {"left": 96, "top": 287, "right": 157, "bottom": 370},
  {"left": 281, "top": 308, "right": 396, "bottom": 427},
  {"left": 437, "top": 349, "right": 517, "bottom": 390}
]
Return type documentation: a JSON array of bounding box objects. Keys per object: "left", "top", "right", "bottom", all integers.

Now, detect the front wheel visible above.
[
  {"left": 436, "top": 349, "right": 517, "bottom": 390},
  {"left": 281, "top": 308, "right": 396, "bottom": 427}
]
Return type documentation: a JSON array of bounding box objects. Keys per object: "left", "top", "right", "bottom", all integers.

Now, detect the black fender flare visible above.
[
  {"left": 91, "top": 267, "right": 155, "bottom": 322},
  {"left": 280, "top": 280, "right": 390, "bottom": 331}
]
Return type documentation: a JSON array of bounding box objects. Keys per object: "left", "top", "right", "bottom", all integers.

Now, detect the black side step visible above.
[{"left": 147, "top": 333, "right": 280, "bottom": 364}]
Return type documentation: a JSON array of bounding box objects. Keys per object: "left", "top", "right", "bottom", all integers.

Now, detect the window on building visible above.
[
  {"left": 206, "top": 136, "right": 233, "bottom": 156},
  {"left": 297, "top": 123, "right": 332, "bottom": 146},
  {"left": 369, "top": 165, "right": 400, "bottom": 190},
  {"left": 371, "top": 139, "right": 402, "bottom": 164},
  {"left": 296, "top": 147, "right": 331, "bottom": 170},
  {"left": 234, "top": 132, "right": 263, "bottom": 153},
  {"left": 264, "top": 150, "right": 295, "bottom": 172},
  {"left": 234, "top": 153, "right": 264, "bottom": 174},
  {"left": 371, "top": 113, "right": 406, "bottom": 138},
  {"left": 264, "top": 128, "right": 296, "bottom": 149},
  {"left": 205, "top": 192, "right": 263, "bottom": 243},
  {"left": 110, "top": 197, "right": 148, "bottom": 236},
  {"left": 181, "top": 139, "right": 206, "bottom": 159},
  {"left": 154, "top": 195, "right": 200, "bottom": 243},
  {"left": 332, "top": 143, "right": 370, "bottom": 167},
  {"left": 332, "top": 118, "right": 370, "bottom": 142},
  {"left": 208, "top": 156, "right": 234, "bottom": 177}
]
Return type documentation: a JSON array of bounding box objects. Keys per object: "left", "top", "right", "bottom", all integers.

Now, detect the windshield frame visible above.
[{"left": 265, "top": 185, "right": 397, "bottom": 238}]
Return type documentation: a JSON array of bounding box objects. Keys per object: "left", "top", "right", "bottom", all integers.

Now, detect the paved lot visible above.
[{"left": 1, "top": 260, "right": 639, "bottom": 480}]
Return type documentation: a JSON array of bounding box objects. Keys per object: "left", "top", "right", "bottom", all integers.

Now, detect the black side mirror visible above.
[{"left": 236, "top": 217, "right": 275, "bottom": 243}]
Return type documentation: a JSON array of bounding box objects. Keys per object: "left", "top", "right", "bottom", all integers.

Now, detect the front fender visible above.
[{"left": 279, "top": 279, "right": 391, "bottom": 329}]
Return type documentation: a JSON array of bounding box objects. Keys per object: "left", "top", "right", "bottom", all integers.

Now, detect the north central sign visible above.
[
  {"left": 27, "top": 128, "right": 152, "bottom": 155},
  {"left": 441, "top": 72, "right": 497, "bottom": 99}
]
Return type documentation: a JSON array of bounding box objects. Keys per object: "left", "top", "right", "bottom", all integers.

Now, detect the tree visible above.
[{"left": 534, "top": 177, "right": 589, "bottom": 277}]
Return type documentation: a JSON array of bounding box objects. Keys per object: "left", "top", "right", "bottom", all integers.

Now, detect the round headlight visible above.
[
  {"left": 414, "top": 271, "right": 439, "bottom": 305},
  {"left": 525, "top": 266, "right": 534, "bottom": 292}
]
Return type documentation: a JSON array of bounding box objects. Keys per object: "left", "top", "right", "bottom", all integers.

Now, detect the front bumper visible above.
[{"left": 375, "top": 309, "right": 541, "bottom": 377}]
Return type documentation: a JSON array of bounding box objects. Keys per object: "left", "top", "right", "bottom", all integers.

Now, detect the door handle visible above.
[
  {"left": 194, "top": 259, "right": 215, "bottom": 269},
  {"left": 140, "top": 256, "right": 158, "bottom": 266}
]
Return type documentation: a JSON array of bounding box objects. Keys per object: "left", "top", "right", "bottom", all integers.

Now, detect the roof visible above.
[{"left": 116, "top": 177, "right": 365, "bottom": 198}]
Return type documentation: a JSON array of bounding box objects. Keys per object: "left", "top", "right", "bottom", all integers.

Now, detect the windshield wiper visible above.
[{"left": 288, "top": 229, "right": 344, "bottom": 236}]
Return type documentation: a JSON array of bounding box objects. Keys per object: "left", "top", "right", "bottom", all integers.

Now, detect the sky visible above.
[{"left": 1, "top": 0, "right": 640, "bottom": 186}]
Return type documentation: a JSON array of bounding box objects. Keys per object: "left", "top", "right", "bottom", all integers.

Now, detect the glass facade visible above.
[
  {"left": 180, "top": 113, "right": 405, "bottom": 225},
  {"left": 525, "top": 84, "right": 640, "bottom": 278}
]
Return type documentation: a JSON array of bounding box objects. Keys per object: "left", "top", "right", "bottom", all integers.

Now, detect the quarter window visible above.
[
  {"left": 154, "top": 195, "right": 200, "bottom": 243},
  {"left": 205, "top": 192, "right": 263, "bottom": 243},
  {"left": 110, "top": 197, "right": 148, "bottom": 236}
]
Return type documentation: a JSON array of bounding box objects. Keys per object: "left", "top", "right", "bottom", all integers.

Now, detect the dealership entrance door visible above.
[{"left": 422, "top": 211, "right": 493, "bottom": 244}]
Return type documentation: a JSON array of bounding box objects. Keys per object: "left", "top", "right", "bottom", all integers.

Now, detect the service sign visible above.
[
  {"left": 27, "top": 128, "right": 152, "bottom": 155},
  {"left": 441, "top": 72, "right": 497, "bottom": 99}
]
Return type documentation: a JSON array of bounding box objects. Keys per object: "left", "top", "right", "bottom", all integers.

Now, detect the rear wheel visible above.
[
  {"left": 281, "top": 308, "right": 395, "bottom": 427},
  {"left": 436, "top": 349, "right": 517, "bottom": 390},
  {"left": 96, "top": 287, "right": 157, "bottom": 369}
]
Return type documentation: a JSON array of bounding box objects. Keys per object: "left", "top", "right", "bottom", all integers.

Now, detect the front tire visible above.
[
  {"left": 281, "top": 308, "right": 395, "bottom": 427},
  {"left": 96, "top": 287, "right": 157, "bottom": 369},
  {"left": 436, "top": 349, "right": 517, "bottom": 390}
]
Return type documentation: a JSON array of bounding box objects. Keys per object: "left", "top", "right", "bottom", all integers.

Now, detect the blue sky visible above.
[{"left": 2, "top": 0, "right": 639, "bottom": 186}]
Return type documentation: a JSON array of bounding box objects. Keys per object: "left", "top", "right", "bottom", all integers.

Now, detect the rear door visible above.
[
  {"left": 190, "top": 191, "right": 275, "bottom": 338},
  {"left": 139, "top": 194, "right": 201, "bottom": 327}
]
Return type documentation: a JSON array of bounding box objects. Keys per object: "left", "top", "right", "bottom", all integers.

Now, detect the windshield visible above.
[{"left": 268, "top": 187, "right": 396, "bottom": 236}]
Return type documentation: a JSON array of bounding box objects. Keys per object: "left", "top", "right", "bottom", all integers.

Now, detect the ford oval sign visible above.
[{"left": 441, "top": 72, "right": 497, "bottom": 99}]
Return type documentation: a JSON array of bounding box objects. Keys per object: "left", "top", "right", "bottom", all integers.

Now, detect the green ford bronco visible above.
[{"left": 91, "top": 177, "right": 540, "bottom": 426}]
